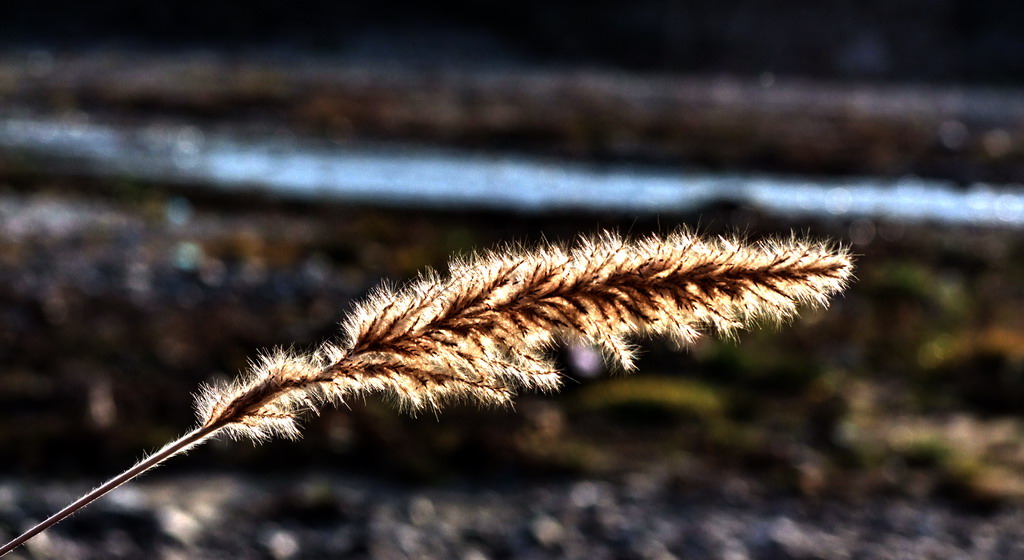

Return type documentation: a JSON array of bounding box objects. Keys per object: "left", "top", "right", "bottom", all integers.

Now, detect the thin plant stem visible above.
[{"left": 0, "top": 425, "right": 221, "bottom": 557}]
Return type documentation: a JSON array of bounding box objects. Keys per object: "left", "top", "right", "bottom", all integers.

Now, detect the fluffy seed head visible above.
[{"left": 196, "top": 230, "right": 853, "bottom": 442}]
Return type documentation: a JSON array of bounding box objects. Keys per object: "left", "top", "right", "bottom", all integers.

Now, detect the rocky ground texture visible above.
[{"left": 4, "top": 471, "right": 1024, "bottom": 560}]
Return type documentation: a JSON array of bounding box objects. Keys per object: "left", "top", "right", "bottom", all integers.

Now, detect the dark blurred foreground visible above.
[{"left": 5, "top": 472, "right": 1024, "bottom": 559}]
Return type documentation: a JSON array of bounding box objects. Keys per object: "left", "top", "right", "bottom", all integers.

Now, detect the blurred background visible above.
[{"left": 2, "top": 2, "right": 1024, "bottom": 559}]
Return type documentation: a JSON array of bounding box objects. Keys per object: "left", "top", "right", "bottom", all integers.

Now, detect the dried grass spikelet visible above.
[
  {"left": 196, "top": 229, "right": 853, "bottom": 441},
  {"left": 0, "top": 229, "right": 853, "bottom": 556}
]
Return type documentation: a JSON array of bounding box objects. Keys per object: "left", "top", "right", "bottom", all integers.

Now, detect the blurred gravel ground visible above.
[{"left": 3, "top": 471, "right": 1024, "bottom": 560}]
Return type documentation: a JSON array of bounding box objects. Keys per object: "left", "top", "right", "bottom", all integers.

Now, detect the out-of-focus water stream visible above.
[{"left": 2, "top": 117, "right": 1023, "bottom": 226}]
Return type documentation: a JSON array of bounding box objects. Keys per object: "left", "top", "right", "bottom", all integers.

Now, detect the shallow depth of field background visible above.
[{"left": 2, "top": 3, "right": 1024, "bottom": 559}]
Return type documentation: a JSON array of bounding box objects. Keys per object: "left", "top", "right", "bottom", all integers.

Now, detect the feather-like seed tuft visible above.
[{"left": 196, "top": 230, "right": 853, "bottom": 439}]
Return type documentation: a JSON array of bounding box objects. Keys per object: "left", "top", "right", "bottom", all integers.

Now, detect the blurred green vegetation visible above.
[{"left": 574, "top": 377, "right": 725, "bottom": 426}]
